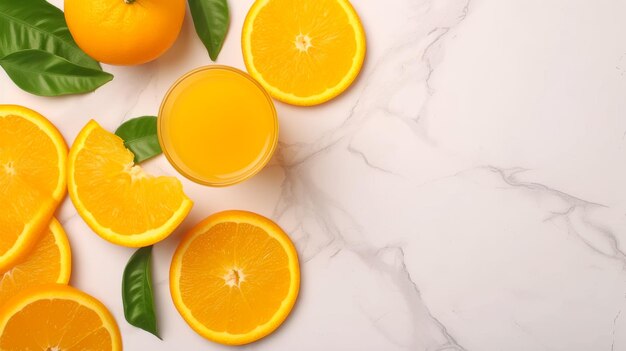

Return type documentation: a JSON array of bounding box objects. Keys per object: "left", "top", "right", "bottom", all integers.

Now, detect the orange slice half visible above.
[
  {"left": 242, "top": 0, "right": 366, "bottom": 106},
  {"left": 170, "top": 210, "right": 300, "bottom": 345},
  {"left": 0, "top": 284, "right": 122, "bottom": 350},
  {"left": 67, "top": 120, "right": 193, "bottom": 247},
  {"left": 0, "top": 218, "right": 71, "bottom": 305},
  {"left": 0, "top": 105, "right": 67, "bottom": 271}
]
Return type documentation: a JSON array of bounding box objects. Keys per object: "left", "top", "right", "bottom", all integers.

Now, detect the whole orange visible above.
[{"left": 64, "top": 0, "right": 186, "bottom": 66}]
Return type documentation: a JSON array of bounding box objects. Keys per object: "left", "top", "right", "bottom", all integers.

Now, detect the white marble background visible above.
[{"left": 2, "top": 0, "right": 626, "bottom": 350}]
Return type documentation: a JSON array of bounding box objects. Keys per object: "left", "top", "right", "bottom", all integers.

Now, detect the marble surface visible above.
[{"left": 2, "top": 0, "right": 626, "bottom": 350}]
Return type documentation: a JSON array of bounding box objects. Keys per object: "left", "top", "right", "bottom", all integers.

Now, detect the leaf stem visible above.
[{"left": 124, "top": 0, "right": 136, "bottom": 4}]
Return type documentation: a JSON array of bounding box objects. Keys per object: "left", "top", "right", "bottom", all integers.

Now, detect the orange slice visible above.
[
  {"left": 68, "top": 120, "right": 193, "bottom": 247},
  {"left": 0, "top": 284, "right": 122, "bottom": 350},
  {"left": 0, "top": 105, "right": 67, "bottom": 271},
  {"left": 242, "top": 0, "right": 366, "bottom": 106},
  {"left": 170, "top": 210, "right": 300, "bottom": 345},
  {"left": 0, "top": 218, "right": 71, "bottom": 305}
]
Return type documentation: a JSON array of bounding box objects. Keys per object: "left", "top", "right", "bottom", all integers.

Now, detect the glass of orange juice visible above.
[{"left": 158, "top": 66, "right": 278, "bottom": 187}]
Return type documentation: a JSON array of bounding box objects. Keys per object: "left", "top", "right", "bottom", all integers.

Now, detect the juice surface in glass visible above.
[{"left": 158, "top": 66, "right": 278, "bottom": 186}]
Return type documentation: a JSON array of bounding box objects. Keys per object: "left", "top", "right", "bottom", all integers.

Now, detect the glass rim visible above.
[{"left": 157, "top": 65, "right": 279, "bottom": 187}]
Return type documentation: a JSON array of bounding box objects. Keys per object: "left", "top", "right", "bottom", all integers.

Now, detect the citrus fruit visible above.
[
  {"left": 64, "top": 0, "right": 186, "bottom": 65},
  {"left": 242, "top": 0, "right": 367, "bottom": 106},
  {"left": 0, "top": 219, "right": 71, "bottom": 306},
  {"left": 68, "top": 120, "right": 193, "bottom": 247},
  {"left": 170, "top": 210, "right": 300, "bottom": 345},
  {"left": 0, "top": 105, "right": 67, "bottom": 272},
  {"left": 0, "top": 284, "right": 122, "bottom": 350}
]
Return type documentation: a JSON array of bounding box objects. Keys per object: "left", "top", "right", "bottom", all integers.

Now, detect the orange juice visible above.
[{"left": 158, "top": 66, "right": 278, "bottom": 186}]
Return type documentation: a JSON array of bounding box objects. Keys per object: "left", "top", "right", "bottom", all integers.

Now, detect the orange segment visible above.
[
  {"left": 0, "top": 284, "right": 122, "bottom": 350},
  {"left": 170, "top": 210, "right": 300, "bottom": 345},
  {"left": 68, "top": 120, "right": 193, "bottom": 247},
  {"left": 242, "top": 0, "right": 366, "bottom": 106},
  {"left": 0, "top": 105, "right": 67, "bottom": 271},
  {"left": 0, "top": 219, "right": 71, "bottom": 306}
]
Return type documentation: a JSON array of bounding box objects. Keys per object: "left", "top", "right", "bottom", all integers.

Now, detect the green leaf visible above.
[
  {"left": 0, "top": 49, "right": 113, "bottom": 96},
  {"left": 188, "top": 0, "right": 230, "bottom": 61},
  {"left": 115, "top": 116, "right": 162, "bottom": 163},
  {"left": 122, "top": 246, "right": 160, "bottom": 339},
  {"left": 0, "top": 0, "right": 100, "bottom": 70}
]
